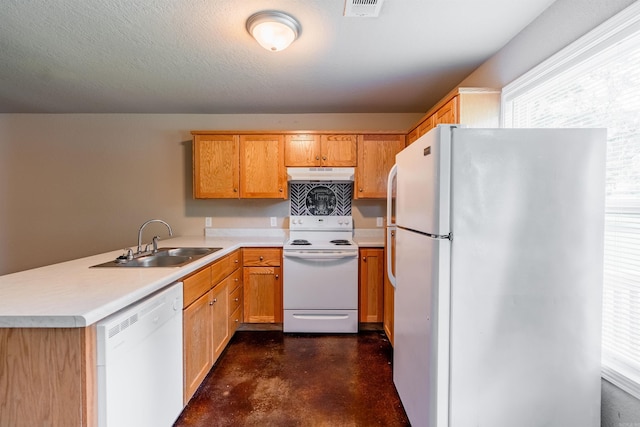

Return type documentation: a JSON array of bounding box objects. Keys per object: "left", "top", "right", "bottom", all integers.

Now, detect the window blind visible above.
[{"left": 503, "top": 2, "right": 640, "bottom": 399}]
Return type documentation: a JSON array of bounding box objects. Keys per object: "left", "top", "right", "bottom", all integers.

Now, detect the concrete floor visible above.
[{"left": 174, "top": 330, "right": 410, "bottom": 426}]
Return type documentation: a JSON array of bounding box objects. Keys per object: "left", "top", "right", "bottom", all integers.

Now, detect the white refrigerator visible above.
[{"left": 387, "top": 125, "right": 606, "bottom": 427}]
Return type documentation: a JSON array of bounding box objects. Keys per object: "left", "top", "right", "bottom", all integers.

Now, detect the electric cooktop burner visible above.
[
  {"left": 330, "top": 239, "right": 352, "bottom": 246},
  {"left": 291, "top": 239, "right": 312, "bottom": 246}
]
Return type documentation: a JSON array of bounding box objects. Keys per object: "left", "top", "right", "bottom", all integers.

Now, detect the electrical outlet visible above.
[
  {"left": 205, "top": 217, "right": 212, "bottom": 227},
  {"left": 376, "top": 217, "right": 383, "bottom": 227},
  {"left": 270, "top": 217, "right": 277, "bottom": 227}
]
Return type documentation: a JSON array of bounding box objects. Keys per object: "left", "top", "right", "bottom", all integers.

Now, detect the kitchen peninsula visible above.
[
  {"left": 0, "top": 234, "right": 284, "bottom": 427},
  {"left": 0, "top": 231, "right": 383, "bottom": 426}
]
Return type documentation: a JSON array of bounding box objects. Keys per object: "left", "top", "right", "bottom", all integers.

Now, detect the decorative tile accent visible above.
[{"left": 290, "top": 183, "right": 352, "bottom": 216}]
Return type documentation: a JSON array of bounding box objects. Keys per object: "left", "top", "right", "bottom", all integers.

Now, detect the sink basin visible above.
[
  {"left": 120, "top": 254, "right": 193, "bottom": 267},
  {"left": 91, "top": 247, "right": 222, "bottom": 268},
  {"left": 156, "top": 247, "right": 217, "bottom": 257}
]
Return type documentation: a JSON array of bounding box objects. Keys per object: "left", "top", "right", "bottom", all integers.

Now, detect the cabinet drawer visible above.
[
  {"left": 183, "top": 266, "right": 211, "bottom": 308},
  {"left": 229, "top": 284, "right": 243, "bottom": 314},
  {"left": 228, "top": 249, "right": 242, "bottom": 272},
  {"left": 229, "top": 305, "right": 243, "bottom": 335},
  {"left": 243, "top": 248, "right": 281, "bottom": 266},
  {"left": 228, "top": 268, "right": 242, "bottom": 293},
  {"left": 211, "top": 254, "right": 231, "bottom": 284}
]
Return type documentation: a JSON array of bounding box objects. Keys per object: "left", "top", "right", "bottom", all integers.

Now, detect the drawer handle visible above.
[
  {"left": 315, "top": 155, "right": 320, "bottom": 160},
  {"left": 259, "top": 256, "right": 264, "bottom": 261},
  {"left": 235, "top": 318, "right": 240, "bottom": 323},
  {"left": 322, "top": 156, "right": 327, "bottom": 160},
  {"left": 234, "top": 297, "right": 239, "bottom": 302},
  {"left": 235, "top": 278, "right": 239, "bottom": 282},
  {"left": 233, "top": 188, "right": 238, "bottom": 192},
  {"left": 275, "top": 274, "right": 279, "bottom": 279},
  {"left": 235, "top": 259, "right": 239, "bottom": 263},
  {"left": 213, "top": 298, "right": 217, "bottom": 303},
  {"left": 209, "top": 301, "right": 214, "bottom": 306}
]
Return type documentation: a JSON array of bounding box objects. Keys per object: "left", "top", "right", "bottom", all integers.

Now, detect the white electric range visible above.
[{"left": 283, "top": 215, "right": 359, "bottom": 333}]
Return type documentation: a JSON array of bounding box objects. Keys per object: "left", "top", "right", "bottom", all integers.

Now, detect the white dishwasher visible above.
[{"left": 97, "top": 282, "right": 183, "bottom": 427}]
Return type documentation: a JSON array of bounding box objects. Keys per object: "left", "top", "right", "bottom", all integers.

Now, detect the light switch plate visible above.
[
  {"left": 205, "top": 217, "right": 212, "bottom": 227},
  {"left": 270, "top": 217, "right": 277, "bottom": 227},
  {"left": 376, "top": 217, "right": 383, "bottom": 227}
]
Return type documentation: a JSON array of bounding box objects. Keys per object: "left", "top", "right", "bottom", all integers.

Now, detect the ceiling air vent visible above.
[{"left": 344, "top": 0, "right": 385, "bottom": 17}]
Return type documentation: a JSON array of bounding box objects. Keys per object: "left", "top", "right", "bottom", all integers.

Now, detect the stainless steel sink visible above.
[
  {"left": 156, "top": 247, "right": 216, "bottom": 257},
  {"left": 91, "top": 247, "right": 222, "bottom": 268}
]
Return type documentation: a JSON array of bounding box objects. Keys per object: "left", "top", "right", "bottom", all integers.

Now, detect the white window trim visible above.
[
  {"left": 501, "top": 0, "right": 640, "bottom": 400},
  {"left": 502, "top": 1, "right": 640, "bottom": 125}
]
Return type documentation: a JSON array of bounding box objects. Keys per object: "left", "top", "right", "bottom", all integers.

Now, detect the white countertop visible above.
[
  {"left": 0, "top": 235, "right": 285, "bottom": 328},
  {"left": 0, "top": 229, "right": 385, "bottom": 329}
]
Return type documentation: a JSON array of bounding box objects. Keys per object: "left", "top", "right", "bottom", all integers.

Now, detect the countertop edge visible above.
[{"left": 0, "top": 233, "right": 384, "bottom": 328}]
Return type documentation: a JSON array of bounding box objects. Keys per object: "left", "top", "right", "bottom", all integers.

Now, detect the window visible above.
[{"left": 502, "top": 2, "right": 640, "bottom": 399}]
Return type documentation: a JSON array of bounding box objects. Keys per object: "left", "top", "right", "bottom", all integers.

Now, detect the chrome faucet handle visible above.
[
  {"left": 126, "top": 248, "right": 134, "bottom": 260},
  {"left": 152, "top": 236, "right": 160, "bottom": 253}
]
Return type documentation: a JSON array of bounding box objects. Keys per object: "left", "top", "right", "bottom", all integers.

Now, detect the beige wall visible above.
[{"left": 0, "top": 113, "right": 418, "bottom": 274}]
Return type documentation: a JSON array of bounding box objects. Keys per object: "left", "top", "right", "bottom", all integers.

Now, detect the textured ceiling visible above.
[{"left": 0, "top": 0, "right": 556, "bottom": 114}]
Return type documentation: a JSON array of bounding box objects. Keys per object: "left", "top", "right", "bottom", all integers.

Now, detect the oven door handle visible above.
[{"left": 283, "top": 251, "right": 358, "bottom": 260}]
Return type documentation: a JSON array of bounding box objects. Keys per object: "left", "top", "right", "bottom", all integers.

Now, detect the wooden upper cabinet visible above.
[
  {"left": 321, "top": 134, "right": 357, "bottom": 166},
  {"left": 239, "top": 134, "right": 286, "bottom": 199},
  {"left": 434, "top": 97, "right": 458, "bottom": 125},
  {"left": 285, "top": 134, "right": 321, "bottom": 166},
  {"left": 407, "top": 87, "right": 500, "bottom": 145},
  {"left": 193, "top": 134, "right": 239, "bottom": 198},
  {"left": 355, "top": 134, "right": 405, "bottom": 199},
  {"left": 284, "top": 134, "right": 357, "bottom": 167}
]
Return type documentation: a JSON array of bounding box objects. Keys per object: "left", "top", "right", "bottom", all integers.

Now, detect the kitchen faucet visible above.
[{"left": 137, "top": 219, "right": 173, "bottom": 254}]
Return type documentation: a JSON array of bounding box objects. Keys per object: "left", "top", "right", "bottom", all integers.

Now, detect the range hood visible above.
[{"left": 287, "top": 167, "right": 355, "bottom": 182}]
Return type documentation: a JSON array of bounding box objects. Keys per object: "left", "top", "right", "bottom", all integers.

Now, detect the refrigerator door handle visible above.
[
  {"left": 386, "top": 225, "right": 397, "bottom": 287},
  {"left": 386, "top": 164, "right": 397, "bottom": 226},
  {"left": 386, "top": 164, "right": 397, "bottom": 287}
]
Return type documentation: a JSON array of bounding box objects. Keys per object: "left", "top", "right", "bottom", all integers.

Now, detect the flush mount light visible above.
[{"left": 246, "top": 11, "right": 301, "bottom": 52}]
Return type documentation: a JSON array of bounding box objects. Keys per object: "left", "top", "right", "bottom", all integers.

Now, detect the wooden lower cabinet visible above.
[
  {"left": 182, "top": 249, "right": 242, "bottom": 404},
  {"left": 359, "top": 248, "right": 384, "bottom": 323},
  {"left": 183, "top": 289, "right": 214, "bottom": 400},
  {"left": 0, "top": 326, "right": 97, "bottom": 427},
  {"left": 383, "top": 231, "right": 395, "bottom": 344},
  {"left": 243, "top": 248, "right": 283, "bottom": 323},
  {"left": 211, "top": 280, "right": 229, "bottom": 361}
]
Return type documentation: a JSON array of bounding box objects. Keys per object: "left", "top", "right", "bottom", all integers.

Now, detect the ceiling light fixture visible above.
[{"left": 246, "top": 11, "right": 301, "bottom": 52}]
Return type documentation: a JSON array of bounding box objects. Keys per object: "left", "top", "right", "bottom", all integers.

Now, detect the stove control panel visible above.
[{"left": 290, "top": 216, "right": 352, "bottom": 230}]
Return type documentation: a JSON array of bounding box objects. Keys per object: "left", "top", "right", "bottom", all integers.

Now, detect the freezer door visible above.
[
  {"left": 395, "top": 125, "right": 452, "bottom": 236},
  {"left": 394, "top": 227, "right": 451, "bottom": 427}
]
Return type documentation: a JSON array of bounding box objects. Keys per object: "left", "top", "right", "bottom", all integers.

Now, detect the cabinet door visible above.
[
  {"left": 434, "top": 96, "right": 458, "bottom": 125},
  {"left": 355, "top": 134, "right": 405, "bottom": 199},
  {"left": 243, "top": 266, "right": 282, "bottom": 323},
  {"left": 183, "top": 291, "right": 213, "bottom": 402},
  {"left": 418, "top": 115, "right": 435, "bottom": 138},
  {"left": 320, "top": 135, "right": 357, "bottom": 166},
  {"left": 239, "top": 135, "right": 286, "bottom": 198},
  {"left": 211, "top": 280, "right": 229, "bottom": 361},
  {"left": 193, "top": 134, "right": 240, "bottom": 198},
  {"left": 383, "top": 230, "right": 396, "bottom": 345},
  {"left": 285, "top": 134, "right": 321, "bottom": 166},
  {"left": 359, "top": 248, "right": 384, "bottom": 322}
]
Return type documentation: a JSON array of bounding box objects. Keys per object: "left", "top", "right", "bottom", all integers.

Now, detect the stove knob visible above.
[
  {"left": 292, "top": 219, "right": 297, "bottom": 225},
  {"left": 299, "top": 219, "right": 304, "bottom": 224},
  {"left": 338, "top": 219, "right": 343, "bottom": 225}
]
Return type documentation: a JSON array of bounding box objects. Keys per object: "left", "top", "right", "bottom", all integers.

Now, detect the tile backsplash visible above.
[{"left": 290, "top": 183, "right": 352, "bottom": 216}]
